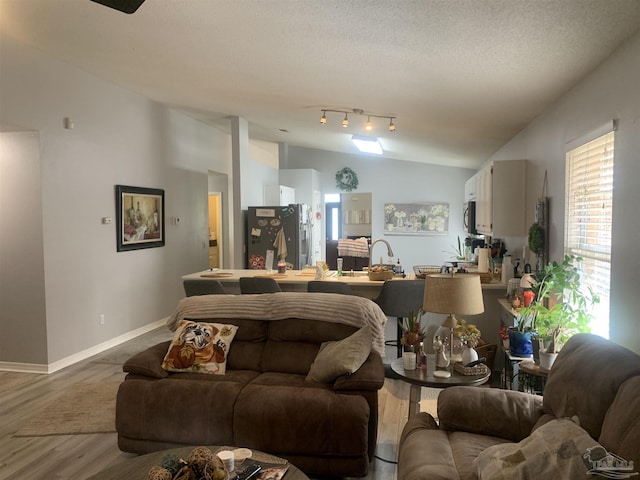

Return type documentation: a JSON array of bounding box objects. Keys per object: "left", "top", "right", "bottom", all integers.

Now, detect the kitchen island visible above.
[{"left": 182, "top": 269, "right": 506, "bottom": 300}]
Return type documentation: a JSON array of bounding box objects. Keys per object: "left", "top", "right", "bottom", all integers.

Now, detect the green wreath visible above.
[{"left": 335, "top": 167, "right": 359, "bottom": 192}]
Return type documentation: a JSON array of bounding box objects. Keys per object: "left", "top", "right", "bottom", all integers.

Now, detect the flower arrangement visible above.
[
  {"left": 498, "top": 325, "right": 509, "bottom": 341},
  {"left": 399, "top": 310, "right": 425, "bottom": 347},
  {"left": 384, "top": 204, "right": 396, "bottom": 224},
  {"left": 455, "top": 319, "right": 481, "bottom": 348},
  {"left": 498, "top": 324, "right": 510, "bottom": 349},
  {"left": 147, "top": 446, "right": 227, "bottom": 480}
]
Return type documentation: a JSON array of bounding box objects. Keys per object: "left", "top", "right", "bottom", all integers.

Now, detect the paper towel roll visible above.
[
  {"left": 502, "top": 256, "right": 513, "bottom": 284},
  {"left": 478, "top": 248, "right": 489, "bottom": 273}
]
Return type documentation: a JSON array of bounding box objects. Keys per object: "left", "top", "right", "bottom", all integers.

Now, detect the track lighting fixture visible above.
[{"left": 319, "top": 108, "right": 397, "bottom": 132}]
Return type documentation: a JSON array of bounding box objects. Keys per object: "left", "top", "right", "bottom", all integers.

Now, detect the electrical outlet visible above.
[{"left": 99, "top": 314, "right": 105, "bottom": 325}]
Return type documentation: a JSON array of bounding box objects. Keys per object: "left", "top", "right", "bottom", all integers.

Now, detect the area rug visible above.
[{"left": 14, "top": 382, "right": 120, "bottom": 436}]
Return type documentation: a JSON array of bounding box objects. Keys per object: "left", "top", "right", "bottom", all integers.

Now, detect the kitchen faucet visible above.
[{"left": 368, "top": 238, "right": 394, "bottom": 269}]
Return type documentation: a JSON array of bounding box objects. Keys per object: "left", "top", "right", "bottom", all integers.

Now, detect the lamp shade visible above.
[{"left": 423, "top": 274, "right": 485, "bottom": 316}]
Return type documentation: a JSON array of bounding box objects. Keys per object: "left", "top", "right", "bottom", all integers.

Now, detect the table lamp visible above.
[{"left": 423, "top": 273, "right": 485, "bottom": 369}]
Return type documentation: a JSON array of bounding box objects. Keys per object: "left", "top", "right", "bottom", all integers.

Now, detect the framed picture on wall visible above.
[
  {"left": 115, "top": 185, "right": 165, "bottom": 251},
  {"left": 384, "top": 202, "right": 449, "bottom": 235}
]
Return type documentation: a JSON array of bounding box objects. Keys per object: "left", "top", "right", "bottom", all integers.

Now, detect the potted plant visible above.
[
  {"left": 399, "top": 309, "right": 426, "bottom": 351},
  {"left": 515, "top": 255, "right": 599, "bottom": 368}
]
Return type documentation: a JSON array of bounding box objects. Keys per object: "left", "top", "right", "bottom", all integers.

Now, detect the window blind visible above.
[{"left": 564, "top": 131, "right": 614, "bottom": 338}]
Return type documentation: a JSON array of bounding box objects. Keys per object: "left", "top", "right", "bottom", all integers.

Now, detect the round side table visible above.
[{"left": 391, "top": 355, "right": 490, "bottom": 418}]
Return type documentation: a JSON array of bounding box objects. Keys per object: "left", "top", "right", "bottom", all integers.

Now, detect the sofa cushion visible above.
[
  {"left": 398, "top": 413, "right": 508, "bottom": 480},
  {"left": 542, "top": 334, "right": 640, "bottom": 440},
  {"left": 473, "top": 417, "right": 599, "bottom": 480},
  {"left": 161, "top": 320, "right": 238, "bottom": 374},
  {"left": 306, "top": 325, "right": 372, "bottom": 383},
  {"left": 262, "top": 319, "right": 359, "bottom": 374},
  {"left": 599, "top": 376, "right": 640, "bottom": 468},
  {"left": 116, "top": 377, "right": 244, "bottom": 446},
  {"left": 233, "top": 381, "right": 370, "bottom": 457}
]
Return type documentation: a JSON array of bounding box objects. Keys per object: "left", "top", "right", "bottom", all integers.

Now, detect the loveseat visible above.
[
  {"left": 398, "top": 334, "right": 640, "bottom": 480},
  {"left": 116, "top": 292, "right": 387, "bottom": 477}
]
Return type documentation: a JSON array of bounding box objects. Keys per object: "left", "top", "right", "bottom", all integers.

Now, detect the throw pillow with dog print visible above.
[{"left": 162, "top": 320, "right": 238, "bottom": 375}]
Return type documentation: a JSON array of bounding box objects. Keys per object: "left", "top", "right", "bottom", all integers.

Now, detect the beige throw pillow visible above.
[
  {"left": 473, "top": 417, "right": 600, "bottom": 480},
  {"left": 162, "top": 320, "right": 238, "bottom": 375},
  {"left": 306, "top": 325, "right": 372, "bottom": 383}
]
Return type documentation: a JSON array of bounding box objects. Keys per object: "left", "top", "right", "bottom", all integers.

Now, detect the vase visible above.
[
  {"left": 539, "top": 351, "right": 558, "bottom": 371},
  {"left": 508, "top": 329, "right": 533, "bottom": 357},
  {"left": 461, "top": 345, "right": 478, "bottom": 365}
]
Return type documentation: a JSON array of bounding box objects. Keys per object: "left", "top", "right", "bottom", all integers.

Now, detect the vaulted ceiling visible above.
[{"left": 2, "top": 0, "right": 639, "bottom": 169}]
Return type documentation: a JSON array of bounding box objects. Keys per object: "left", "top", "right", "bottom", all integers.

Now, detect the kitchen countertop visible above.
[{"left": 182, "top": 269, "right": 506, "bottom": 299}]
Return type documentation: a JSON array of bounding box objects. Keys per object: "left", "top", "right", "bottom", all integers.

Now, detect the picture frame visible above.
[
  {"left": 384, "top": 202, "right": 450, "bottom": 235},
  {"left": 115, "top": 185, "right": 165, "bottom": 251}
]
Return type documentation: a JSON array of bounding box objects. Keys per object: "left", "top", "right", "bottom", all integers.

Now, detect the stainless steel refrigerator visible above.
[{"left": 246, "top": 204, "right": 311, "bottom": 270}]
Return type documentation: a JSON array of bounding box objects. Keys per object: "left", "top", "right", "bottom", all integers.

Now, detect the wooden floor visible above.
[{"left": 0, "top": 327, "right": 439, "bottom": 480}]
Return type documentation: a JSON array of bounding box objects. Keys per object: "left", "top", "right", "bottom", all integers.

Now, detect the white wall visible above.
[
  {"left": 284, "top": 147, "right": 476, "bottom": 272},
  {"left": 487, "top": 31, "right": 640, "bottom": 353},
  {"left": 0, "top": 33, "right": 232, "bottom": 367}
]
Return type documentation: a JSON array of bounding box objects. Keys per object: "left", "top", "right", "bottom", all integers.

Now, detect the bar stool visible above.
[
  {"left": 307, "top": 281, "right": 352, "bottom": 295},
  {"left": 374, "top": 280, "right": 425, "bottom": 359},
  {"left": 239, "top": 277, "right": 282, "bottom": 294},
  {"left": 183, "top": 279, "right": 227, "bottom": 297}
]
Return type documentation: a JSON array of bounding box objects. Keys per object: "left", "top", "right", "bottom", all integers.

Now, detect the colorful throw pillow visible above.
[
  {"left": 473, "top": 417, "right": 600, "bottom": 480},
  {"left": 306, "top": 325, "right": 372, "bottom": 383},
  {"left": 162, "top": 320, "right": 238, "bottom": 375}
]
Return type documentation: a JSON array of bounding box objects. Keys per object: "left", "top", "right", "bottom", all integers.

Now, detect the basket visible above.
[
  {"left": 413, "top": 265, "right": 442, "bottom": 278},
  {"left": 368, "top": 269, "right": 394, "bottom": 281},
  {"left": 475, "top": 343, "right": 497, "bottom": 371},
  {"left": 453, "top": 362, "right": 489, "bottom": 376}
]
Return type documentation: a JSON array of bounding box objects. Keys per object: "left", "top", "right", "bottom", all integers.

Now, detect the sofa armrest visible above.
[
  {"left": 122, "top": 341, "right": 171, "bottom": 378},
  {"left": 333, "top": 352, "right": 385, "bottom": 391},
  {"left": 438, "top": 386, "right": 543, "bottom": 442}
]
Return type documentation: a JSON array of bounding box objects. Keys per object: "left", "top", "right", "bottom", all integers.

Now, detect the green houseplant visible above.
[{"left": 516, "top": 255, "right": 599, "bottom": 365}]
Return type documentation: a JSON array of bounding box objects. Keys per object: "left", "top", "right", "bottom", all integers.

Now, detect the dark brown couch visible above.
[
  {"left": 398, "top": 334, "right": 640, "bottom": 480},
  {"left": 116, "top": 293, "right": 386, "bottom": 477}
]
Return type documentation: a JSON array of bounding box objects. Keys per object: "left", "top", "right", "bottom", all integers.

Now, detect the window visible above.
[{"left": 565, "top": 131, "right": 614, "bottom": 338}]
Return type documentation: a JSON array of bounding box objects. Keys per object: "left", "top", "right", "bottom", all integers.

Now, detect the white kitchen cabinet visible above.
[
  {"left": 264, "top": 185, "right": 295, "bottom": 206},
  {"left": 475, "top": 160, "right": 526, "bottom": 237},
  {"left": 464, "top": 175, "right": 477, "bottom": 201}
]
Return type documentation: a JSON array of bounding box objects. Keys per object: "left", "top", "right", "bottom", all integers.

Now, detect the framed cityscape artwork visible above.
[
  {"left": 384, "top": 202, "right": 449, "bottom": 235},
  {"left": 115, "top": 185, "right": 165, "bottom": 251}
]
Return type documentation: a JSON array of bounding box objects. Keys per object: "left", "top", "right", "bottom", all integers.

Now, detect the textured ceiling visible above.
[{"left": 2, "top": 0, "right": 640, "bottom": 168}]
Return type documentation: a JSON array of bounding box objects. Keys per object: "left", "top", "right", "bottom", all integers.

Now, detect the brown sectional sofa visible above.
[
  {"left": 115, "top": 293, "right": 387, "bottom": 478},
  {"left": 398, "top": 334, "right": 640, "bottom": 480}
]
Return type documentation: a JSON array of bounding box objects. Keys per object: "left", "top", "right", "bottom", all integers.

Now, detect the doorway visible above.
[
  {"left": 208, "top": 193, "right": 222, "bottom": 268},
  {"left": 325, "top": 193, "right": 342, "bottom": 241}
]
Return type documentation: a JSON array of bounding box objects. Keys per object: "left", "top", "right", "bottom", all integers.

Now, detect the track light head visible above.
[
  {"left": 388, "top": 118, "right": 396, "bottom": 132},
  {"left": 365, "top": 116, "right": 373, "bottom": 131},
  {"left": 320, "top": 111, "right": 327, "bottom": 125},
  {"left": 342, "top": 113, "right": 349, "bottom": 128}
]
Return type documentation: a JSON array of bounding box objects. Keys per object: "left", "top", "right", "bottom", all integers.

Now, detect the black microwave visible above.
[{"left": 464, "top": 201, "right": 477, "bottom": 234}]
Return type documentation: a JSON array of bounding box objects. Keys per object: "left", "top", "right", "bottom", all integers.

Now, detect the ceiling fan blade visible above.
[{"left": 90, "top": 0, "right": 146, "bottom": 14}]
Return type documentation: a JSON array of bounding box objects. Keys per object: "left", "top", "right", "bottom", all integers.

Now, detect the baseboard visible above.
[{"left": 0, "top": 317, "right": 168, "bottom": 375}]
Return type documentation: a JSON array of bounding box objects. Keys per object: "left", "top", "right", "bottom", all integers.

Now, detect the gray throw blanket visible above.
[{"left": 166, "top": 292, "right": 387, "bottom": 356}]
